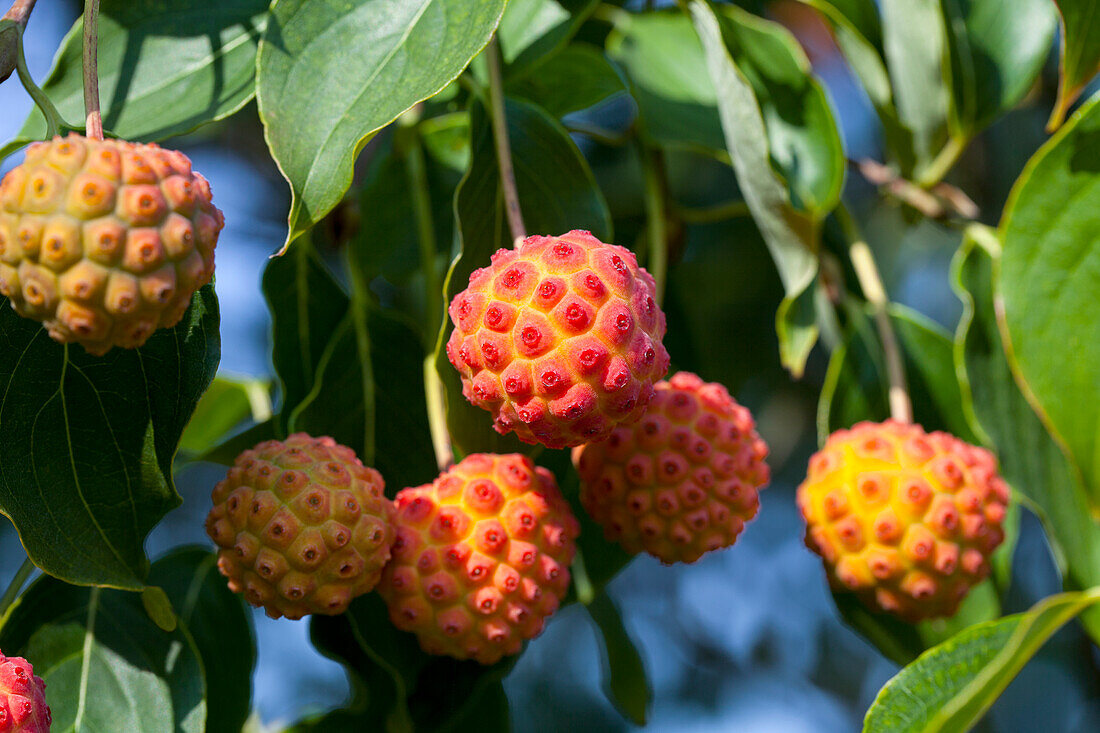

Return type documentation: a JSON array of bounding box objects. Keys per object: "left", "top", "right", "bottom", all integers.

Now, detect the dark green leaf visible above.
[
  {"left": 863, "top": 588, "right": 1100, "bottom": 732},
  {"left": 508, "top": 44, "right": 626, "bottom": 118},
  {"left": 687, "top": 0, "right": 820, "bottom": 376},
  {"left": 1000, "top": 92, "right": 1100, "bottom": 508},
  {"left": 952, "top": 230, "right": 1100, "bottom": 641},
  {"left": 262, "top": 237, "right": 349, "bottom": 434},
  {"left": 498, "top": 0, "right": 598, "bottom": 73},
  {"left": 436, "top": 96, "right": 611, "bottom": 457},
  {"left": 21, "top": 0, "right": 270, "bottom": 141},
  {"left": 586, "top": 592, "right": 650, "bottom": 725},
  {"left": 148, "top": 547, "right": 256, "bottom": 733},
  {"left": 309, "top": 593, "right": 515, "bottom": 731},
  {"left": 289, "top": 308, "right": 374, "bottom": 463},
  {"left": 293, "top": 304, "right": 437, "bottom": 491},
  {"left": 256, "top": 0, "right": 505, "bottom": 250},
  {"left": 179, "top": 375, "right": 272, "bottom": 458},
  {"left": 0, "top": 286, "right": 219, "bottom": 589},
  {"left": 941, "top": 0, "right": 1056, "bottom": 136},
  {"left": 1048, "top": 1, "right": 1100, "bottom": 129},
  {"left": 0, "top": 574, "right": 207, "bottom": 731},
  {"left": 879, "top": 0, "right": 950, "bottom": 171}
]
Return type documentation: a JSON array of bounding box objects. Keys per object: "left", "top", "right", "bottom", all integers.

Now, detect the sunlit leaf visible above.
[
  {"left": 21, "top": 0, "right": 270, "bottom": 141},
  {"left": 257, "top": 0, "right": 505, "bottom": 250}
]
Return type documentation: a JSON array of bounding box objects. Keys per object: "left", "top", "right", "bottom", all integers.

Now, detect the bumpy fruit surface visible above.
[
  {"left": 378, "top": 454, "right": 580, "bottom": 664},
  {"left": 0, "top": 652, "right": 50, "bottom": 732},
  {"left": 574, "top": 372, "right": 770, "bottom": 564},
  {"left": 446, "top": 230, "right": 670, "bottom": 448},
  {"left": 797, "top": 420, "right": 1009, "bottom": 620},
  {"left": 205, "top": 433, "right": 395, "bottom": 620},
  {"left": 0, "top": 133, "right": 222, "bottom": 354}
]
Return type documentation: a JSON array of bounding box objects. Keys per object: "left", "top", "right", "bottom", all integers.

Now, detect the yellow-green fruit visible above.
[
  {"left": 0, "top": 133, "right": 222, "bottom": 354},
  {"left": 797, "top": 420, "right": 1009, "bottom": 620},
  {"left": 205, "top": 433, "right": 395, "bottom": 620}
]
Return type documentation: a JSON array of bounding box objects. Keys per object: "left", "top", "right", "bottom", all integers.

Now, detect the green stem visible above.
[
  {"left": 564, "top": 121, "right": 630, "bottom": 147},
  {"left": 639, "top": 142, "right": 668, "bottom": 305},
  {"left": 572, "top": 547, "right": 595, "bottom": 606},
  {"left": 917, "top": 134, "right": 968, "bottom": 188},
  {"left": 82, "top": 0, "right": 101, "bottom": 139},
  {"left": 13, "top": 30, "right": 64, "bottom": 136},
  {"left": 836, "top": 204, "right": 912, "bottom": 424},
  {"left": 423, "top": 355, "right": 452, "bottom": 470},
  {"left": 398, "top": 117, "right": 442, "bottom": 347},
  {"left": 486, "top": 35, "right": 526, "bottom": 244},
  {"left": 0, "top": 558, "right": 35, "bottom": 618},
  {"left": 676, "top": 200, "right": 751, "bottom": 224}
]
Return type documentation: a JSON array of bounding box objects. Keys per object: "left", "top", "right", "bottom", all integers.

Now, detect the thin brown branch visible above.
[
  {"left": 852, "top": 158, "right": 978, "bottom": 222},
  {"left": 82, "top": 0, "right": 102, "bottom": 140},
  {"left": 486, "top": 36, "right": 525, "bottom": 244}
]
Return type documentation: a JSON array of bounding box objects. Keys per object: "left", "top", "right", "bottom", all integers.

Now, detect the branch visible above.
[
  {"left": 486, "top": 35, "right": 525, "bottom": 244},
  {"left": 82, "top": 0, "right": 102, "bottom": 140},
  {"left": 836, "top": 204, "right": 912, "bottom": 424},
  {"left": 852, "top": 158, "right": 978, "bottom": 221}
]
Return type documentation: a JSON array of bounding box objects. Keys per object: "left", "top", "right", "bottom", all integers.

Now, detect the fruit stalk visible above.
[
  {"left": 0, "top": 558, "right": 35, "bottom": 618},
  {"left": 486, "top": 35, "right": 526, "bottom": 244},
  {"left": 81, "top": 0, "right": 102, "bottom": 140},
  {"left": 639, "top": 142, "right": 668, "bottom": 305},
  {"left": 837, "top": 204, "right": 912, "bottom": 424}
]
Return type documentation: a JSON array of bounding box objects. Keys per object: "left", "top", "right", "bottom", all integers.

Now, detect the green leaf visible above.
[
  {"left": 0, "top": 576, "right": 207, "bottom": 732},
  {"left": 1048, "top": 0, "right": 1100, "bottom": 129},
  {"left": 148, "top": 547, "right": 256, "bottom": 733},
  {"left": 21, "top": 0, "right": 270, "bottom": 142},
  {"left": 879, "top": 0, "right": 950, "bottom": 171},
  {"left": 348, "top": 134, "right": 456, "bottom": 291},
  {"left": 941, "top": 0, "right": 1057, "bottom": 137},
  {"left": 179, "top": 374, "right": 272, "bottom": 458},
  {"left": 200, "top": 418, "right": 277, "bottom": 466},
  {"left": 609, "top": 7, "right": 844, "bottom": 217},
  {"left": 952, "top": 230, "right": 1100, "bottom": 642},
  {"left": 498, "top": 0, "right": 598, "bottom": 73},
  {"left": 309, "top": 593, "right": 515, "bottom": 731},
  {"left": 262, "top": 237, "right": 349, "bottom": 434},
  {"left": 1000, "top": 92, "right": 1100, "bottom": 509},
  {"left": 796, "top": 0, "right": 915, "bottom": 173},
  {"left": 687, "top": 0, "right": 820, "bottom": 376},
  {"left": 508, "top": 43, "right": 626, "bottom": 118},
  {"left": 586, "top": 592, "right": 650, "bottom": 725},
  {"left": 436, "top": 96, "right": 611, "bottom": 457},
  {"left": 420, "top": 112, "right": 472, "bottom": 173},
  {"left": 292, "top": 305, "right": 437, "bottom": 491},
  {"left": 819, "top": 303, "right": 977, "bottom": 443},
  {"left": 289, "top": 308, "right": 375, "bottom": 463},
  {"left": 256, "top": 0, "right": 505, "bottom": 251},
  {"left": 0, "top": 286, "right": 219, "bottom": 589},
  {"left": 712, "top": 5, "right": 845, "bottom": 216},
  {"left": 863, "top": 588, "right": 1100, "bottom": 732}
]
